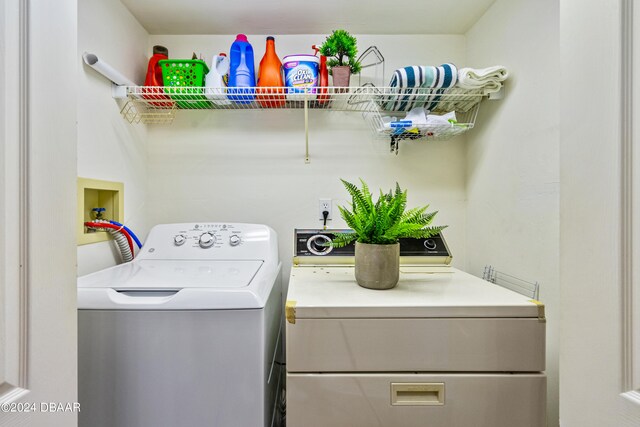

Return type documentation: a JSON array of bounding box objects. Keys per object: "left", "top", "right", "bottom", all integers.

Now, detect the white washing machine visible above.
[
  {"left": 286, "top": 229, "right": 546, "bottom": 427},
  {"left": 78, "top": 223, "right": 282, "bottom": 427}
]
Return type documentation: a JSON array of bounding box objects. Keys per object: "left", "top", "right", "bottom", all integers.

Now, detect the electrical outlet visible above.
[{"left": 319, "top": 198, "right": 332, "bottom": 221}]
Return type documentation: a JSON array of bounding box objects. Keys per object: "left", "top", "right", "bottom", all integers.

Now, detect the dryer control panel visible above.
[
  {"left": 294, "top": 229, "right": 452, "bottom": 266},
  {"left": 137, "top": 223, "right": 278, "bottom": 261}
]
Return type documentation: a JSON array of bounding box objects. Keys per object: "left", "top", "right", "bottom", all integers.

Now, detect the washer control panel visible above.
[
  {"left": 168, "top": 224, "right": 240, "bottom": 250},
  {"left": 294, "top": 229, "right": 452, "bottom": 265},
  {"left": 138, "top": 223, "right": 272, "bottom": 261}
]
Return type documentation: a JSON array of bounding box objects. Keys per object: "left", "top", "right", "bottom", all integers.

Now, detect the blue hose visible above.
[{"left": 109, "top": 220, "right": 143, "bottom": 249}]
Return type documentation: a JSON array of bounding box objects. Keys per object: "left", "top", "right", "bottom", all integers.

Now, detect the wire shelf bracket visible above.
[{"left": 483, "top": 265, "right": 540, "bottom": 300}]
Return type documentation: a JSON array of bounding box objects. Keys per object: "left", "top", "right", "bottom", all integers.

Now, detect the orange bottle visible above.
[{"left": 257, "top": 36, "right": 285, "bottom": 108}]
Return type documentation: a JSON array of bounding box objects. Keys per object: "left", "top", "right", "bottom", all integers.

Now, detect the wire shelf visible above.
[
  {"left": 120, "top": 85, "right": 488, "bottom": 140},
  {"left": 123, "top": 86, "right": 381, "bottom": 112},
  {"left": 124, "top": 86, "right": 486, "bottom": 111}
]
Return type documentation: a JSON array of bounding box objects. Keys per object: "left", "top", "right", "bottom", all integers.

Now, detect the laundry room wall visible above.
[
  {"left": 77, "top": 0, "right": 150, "bottom": 276},
  {"left": 145, "top": 34, "right": 469, "bottom": 286},
  {"left": 464, "top": 0, "right": 560, "bottom": 425}
]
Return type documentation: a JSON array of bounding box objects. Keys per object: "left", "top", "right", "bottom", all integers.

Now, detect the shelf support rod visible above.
[{"left": 304, "top": 91, "right": 310, "bottom": 163}]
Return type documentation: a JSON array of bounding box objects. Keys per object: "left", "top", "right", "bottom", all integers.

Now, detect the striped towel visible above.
[{"left": 386, "top": 63, "right": 458, "bottom": 111}]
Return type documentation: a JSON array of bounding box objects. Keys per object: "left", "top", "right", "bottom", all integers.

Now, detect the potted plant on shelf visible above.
[
  {"left": 331, "top": 179, "right": 447, "bottom": 290},
  {"left": 319, "top": 30, "right": 362, "bottom": 87}
]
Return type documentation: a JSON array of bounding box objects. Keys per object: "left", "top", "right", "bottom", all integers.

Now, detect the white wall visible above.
[
  {"left": 465, "top": 0, "right": 560, "bottom": 425},
  {"left": 77, "top": 0, "right": 149, "bottom": 276},
  {"left": 145, "top": 34, "right": 468, "bottom": 287}
]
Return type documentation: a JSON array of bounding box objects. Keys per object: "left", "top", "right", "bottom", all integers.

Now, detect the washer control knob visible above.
[
  {"left": 424, "top": 239, "right": 437, "bottom": 250},
  {"left": 199, "top": 232, "right": 216, "bottom": 248},
  {"left": 174, "top": 234, "right": 187, "bottom": 246},
  {"left": 229, "top": 235, "right": 241, "bottom": 246}
]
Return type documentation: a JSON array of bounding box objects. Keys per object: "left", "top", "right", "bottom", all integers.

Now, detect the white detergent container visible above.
[
  {"left": 283, "top": 54, "right": 319, "bottom": 100},
  {"left": 205, "top": 53, "right": 231, "bottom": 105}
]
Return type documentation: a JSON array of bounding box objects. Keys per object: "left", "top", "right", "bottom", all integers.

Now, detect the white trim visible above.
[
  {"left": 17, "top": 0, "right": 29, "bottom": 391},
  {"left": 0, "top": 0, "right": 29, "bottom": 403},
  {"left": 0, "top": 384, "right": 28, "bottom": 404},
  {"left": 621, "top": 0, "right": 634, "bottom": 393},
  {"left": 622, "top": 390, "right": 640, "bottom": 405}
]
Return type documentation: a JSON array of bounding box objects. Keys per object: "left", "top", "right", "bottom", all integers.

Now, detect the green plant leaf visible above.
[
  {"left": 401, "top": 206, "right": 425, "bottom": 222},
  {"left": 341, "top": 179, "right": 371, "bottom": 216},
  {"left": 332, "top": 178, "right": 447, "bottom": 246},
  {"left": 330, "top": 232, "right": 358, "bottom": 248}
]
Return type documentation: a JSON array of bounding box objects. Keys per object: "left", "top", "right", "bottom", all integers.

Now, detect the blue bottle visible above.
[{"left": 228, "top": 34, "right": 256, "bottom": 103}]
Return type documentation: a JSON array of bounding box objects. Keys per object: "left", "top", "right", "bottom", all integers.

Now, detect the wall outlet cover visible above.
[{"left": 319, "top": 198, "right": 332, "bottom": 221}]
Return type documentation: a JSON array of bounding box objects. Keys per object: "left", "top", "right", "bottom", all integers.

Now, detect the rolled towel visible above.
[
  {"left": 387, "top": 63, "right": 457, "bottom": 111},
  {"left": 389, "top": 66, "right": 428, "bottom": 88},
  {"left": 422, "top": 63, "right": 458, "bottom": 89},
  {"left": 422, "top": 63, "right": 457, "bottom": 111},
  {"left": 457, "top": 65, "right": 508, "bottom": 93},
  {"left": 388, "top": 63, "right": 458, "bottom": 88}
]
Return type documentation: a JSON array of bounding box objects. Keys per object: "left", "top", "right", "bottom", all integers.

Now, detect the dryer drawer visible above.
[
  {"left": 286, "top": 317, "right": 545, "bottom": 372},
  {"left": 287, "top": 373, "right": 546, "bottom": 427}
]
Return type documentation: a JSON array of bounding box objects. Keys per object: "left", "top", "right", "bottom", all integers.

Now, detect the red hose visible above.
[{"left": 84, "top": 221, "right": 134, "bottom": 258}]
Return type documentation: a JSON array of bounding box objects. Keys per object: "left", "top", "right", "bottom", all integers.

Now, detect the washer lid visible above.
[{"left": 78, "top": 260, "right": 263, "bottom": 289}]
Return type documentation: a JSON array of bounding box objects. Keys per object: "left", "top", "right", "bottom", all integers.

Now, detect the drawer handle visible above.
[{"left": 391, "top": 383, "right": 445, "bottom": 406}]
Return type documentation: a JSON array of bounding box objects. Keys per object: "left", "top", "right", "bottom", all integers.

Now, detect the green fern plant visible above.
[{"left": 331, "top": 179, "right": 447, "bottom": 248}]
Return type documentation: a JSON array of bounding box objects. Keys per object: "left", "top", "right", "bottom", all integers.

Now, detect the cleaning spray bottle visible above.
[
  {"left": 257, "top": 36, "right": 285, "bottom": 108},
  {"left": 313, "top": 44, "right": 329, "bottom": 104},
  {"left": 205, "top": 53, "right": 231, "bottom": 105}
]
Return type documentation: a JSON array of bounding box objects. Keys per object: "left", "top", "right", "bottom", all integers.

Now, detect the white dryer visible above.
[
  {"left": 78, "top": 223, "right": 282, "bottom": 427},
  {"left": 286, "top": 229, "right": 546, "bottom": 427}
]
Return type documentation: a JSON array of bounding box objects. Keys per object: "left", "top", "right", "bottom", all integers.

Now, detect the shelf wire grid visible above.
[{"left": 121, "top": 86, "right": 487, "bottom": 140}]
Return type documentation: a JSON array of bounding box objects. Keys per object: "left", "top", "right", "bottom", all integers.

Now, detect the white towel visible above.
[{"left": 457, "top": 66, "right": 508, "bottom": 93}]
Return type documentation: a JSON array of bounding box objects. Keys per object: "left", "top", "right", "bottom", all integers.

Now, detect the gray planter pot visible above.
[
  {"left": 331, "top": 65, "right": 351, "bottom": 87},
  {"left": 354, "top": 242, "right": 400, "bottom": 290}
]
